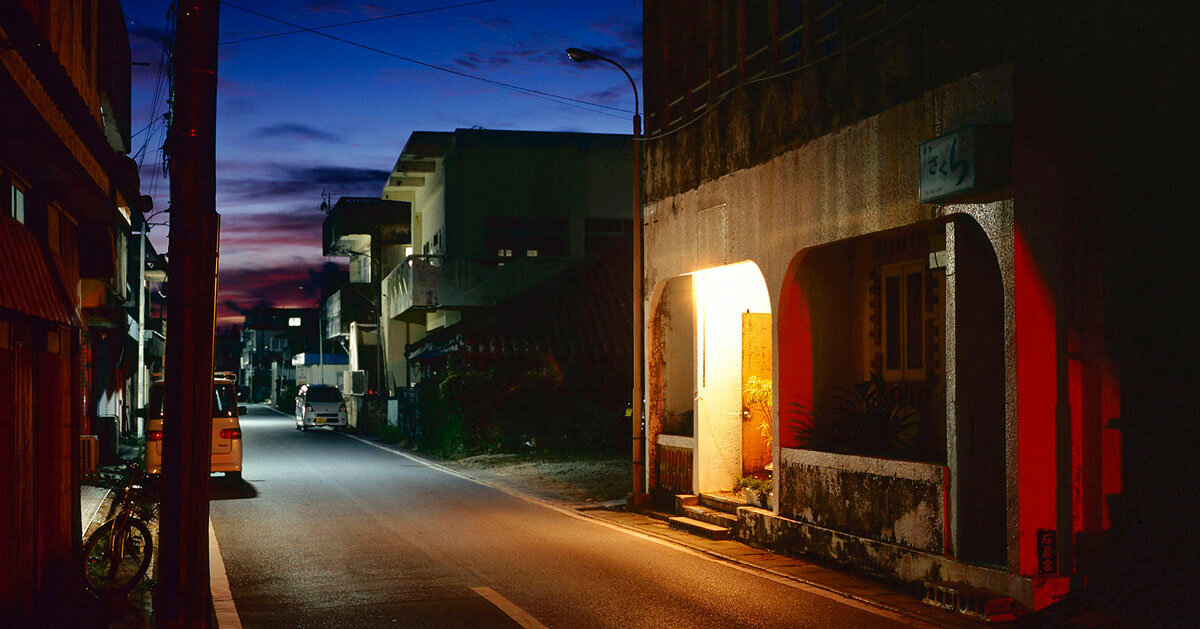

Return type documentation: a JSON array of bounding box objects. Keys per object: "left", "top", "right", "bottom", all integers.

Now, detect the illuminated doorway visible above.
[{"left": 648, "top": 262, "right": 772, "bottom": 497}]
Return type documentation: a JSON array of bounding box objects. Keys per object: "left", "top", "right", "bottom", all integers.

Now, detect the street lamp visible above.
[{"left": 566, "top": 47, "right": 646, "bottom": 502}]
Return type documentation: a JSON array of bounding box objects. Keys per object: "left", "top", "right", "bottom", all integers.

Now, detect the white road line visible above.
[
  {"left": 340, "top": 434, "right": 928, "bottom": 626},
  {"left": 209, "top": 518, "right": 243, "bottom": 629},
  {"left": 471, "top": 587, "right": 548, "bottom": 629}
]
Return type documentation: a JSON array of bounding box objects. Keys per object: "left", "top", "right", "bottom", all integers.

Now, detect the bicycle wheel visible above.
[{"left": 83, "top": 518, "right": 153, "bottom": 592}]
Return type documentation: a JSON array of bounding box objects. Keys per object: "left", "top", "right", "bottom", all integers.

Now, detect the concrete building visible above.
[
  {"left": 321, "top": 196, "right": 411, "bottom": 398},
  {"left": 0, "top": 1, "right": 144, "bottom": 622},
  {"left": 640, "top": 1, "right": 1197, "bottom": 621},
  {"left": 380, "top": 129, "right": 633, "bottom": 381},
  {"left": 238, "top": 307, "right": 318, "bottom": 402}
]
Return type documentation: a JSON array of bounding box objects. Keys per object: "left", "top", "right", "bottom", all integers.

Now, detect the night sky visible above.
[{"left": 121, "top": 0, "right": 641, "bottom": 325}]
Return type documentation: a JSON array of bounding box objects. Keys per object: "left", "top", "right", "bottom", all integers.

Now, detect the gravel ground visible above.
[{"left": 447, "top": 453, "right": 631, "bottom": 503}]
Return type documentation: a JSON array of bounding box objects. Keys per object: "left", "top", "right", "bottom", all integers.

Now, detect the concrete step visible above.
[
  {"left": 668, "top": 516, "right": 730, "bottom": 540},
  {"left": 674, "top": 494, "right": 699, "bottom": 511},
  {"left": 683, "top": 505, "right": 738, "bottom": 529},
  {"left": 699, "top": 492, "right": 745, "bottom": 515},
  {"left": 923, "top": 581, "right": 1016, "bottom": 623}
]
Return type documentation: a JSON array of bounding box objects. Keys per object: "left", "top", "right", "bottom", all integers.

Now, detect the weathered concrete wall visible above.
[
  {"left": 643, "top": 63, "right": 1015, "bottom": 564},
  {"left": 779, "top": 448, "right": 946, "bottom": 553},
  {"left": 735, "top": 506, "right": 1045, "bottom": 609}
]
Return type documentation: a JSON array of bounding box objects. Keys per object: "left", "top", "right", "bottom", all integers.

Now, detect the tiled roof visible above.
[
  {"left": 408, "top": 244, "right": 632, "bottom": 361},
  {"left": 0, "top": 217, "right": 82, "bottom": 326}
]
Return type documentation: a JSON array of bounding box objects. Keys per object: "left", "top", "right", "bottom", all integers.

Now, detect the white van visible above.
[
  {"left": 294, "top": 384, "right": 347, "bottom": 430},
  {"left": 145, "top": 379, "right": 244, "bottom": 480}
]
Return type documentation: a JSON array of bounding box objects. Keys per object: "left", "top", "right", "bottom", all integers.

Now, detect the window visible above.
[
  {"left": 10, "top": 183, "right": 25, "bottom": 224},
  {"left": 484, "top": 216, "right": 567, "bottom": 261},
  {"left": 287, "top": 317, "right": 302, "bottom": 327},
  {"left": 526, "top": 249, "right": 537, "bottom": 257},
  {"left": 881, "top": 260, "right": 925, "bottom": 381}
]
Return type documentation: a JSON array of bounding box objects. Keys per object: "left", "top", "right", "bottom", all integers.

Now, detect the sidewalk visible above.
[
  {"left": 80, "top": 483, "right": 111, "bottom": 537},
  {"left": 356, "top": 436, "right": 978, "bottom": 628}
]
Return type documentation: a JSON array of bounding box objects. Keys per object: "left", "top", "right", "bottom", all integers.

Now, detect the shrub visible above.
[{"left": 787, "top": 371, "right": 922, "bottom": 459}]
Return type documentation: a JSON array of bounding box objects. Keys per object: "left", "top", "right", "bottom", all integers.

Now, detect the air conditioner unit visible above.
[{"left": 342, "top": 370, "right": 366, "bottom": 396}]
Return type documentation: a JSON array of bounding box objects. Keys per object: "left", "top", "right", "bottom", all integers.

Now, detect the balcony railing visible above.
[{"left": 383, "top": 255, "right": 571, "bottom": 322}]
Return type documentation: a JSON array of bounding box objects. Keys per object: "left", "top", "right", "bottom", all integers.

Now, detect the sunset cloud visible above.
[{"left": 248, "top": 123, "right": 344, "bottom": 144}]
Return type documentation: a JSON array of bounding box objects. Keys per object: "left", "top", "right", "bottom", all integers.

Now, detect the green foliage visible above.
[
  {"left": 412, "top": 355, "right": 626, "bottom": 458},
  {"left": 733, "top": 475, "right": 773, "bottom": 494},
  {"left": 742, "top": 375, "right": 773, "bottom": 449},
  {"left": 377, "top": 424, "right": 405, "bottom": 445},
  {"left": 787, "top": 372, "right": 922, "bottom": 459}
]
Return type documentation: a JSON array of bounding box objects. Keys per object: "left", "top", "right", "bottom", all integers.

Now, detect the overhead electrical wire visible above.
[
  {"left": 636, "top": 0, "right": 930, "bottom": 142},
  {"left": 220, "top": 1, "right": 632, "bottom": 120},
  {"left": 219, "top": 0, "right": 497, "bottom": 46}
]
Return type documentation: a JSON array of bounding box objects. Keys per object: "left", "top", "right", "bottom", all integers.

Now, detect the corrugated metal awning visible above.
[{"left": 0, "top": 217, "right": 82, "bottom": 327}]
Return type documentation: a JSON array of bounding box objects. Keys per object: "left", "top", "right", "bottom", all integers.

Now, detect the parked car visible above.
[
  {"left": 145, "top": 378, "right": 245, "bottom": 480},
  {"left": 294, "top": 384, "right": 347, "bottom": 431}
]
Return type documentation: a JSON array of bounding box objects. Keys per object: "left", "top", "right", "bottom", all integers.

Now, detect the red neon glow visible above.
[
  {"left": 1014, "top": 226, "right": 1059, "bottom": 576},
  {"left": 778, "top": 251, "right": 813, "bottom": 449}
]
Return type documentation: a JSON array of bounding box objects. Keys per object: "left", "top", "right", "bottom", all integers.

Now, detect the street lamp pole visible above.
[{"left": 566, "top": 48, "right": 646, "bottom": 501}]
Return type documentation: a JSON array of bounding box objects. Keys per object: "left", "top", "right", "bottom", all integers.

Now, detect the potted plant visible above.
[
  {"left": 787, "top": 371, "right": 923, "bottom": 459},
  {"left": 734, "top": 475, "right": 773, "bottom": 508}
]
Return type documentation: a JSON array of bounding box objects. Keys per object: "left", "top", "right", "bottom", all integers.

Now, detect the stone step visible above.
[
  {"left": 667, "top": 516, "right": 730, "bottom": 540},
  {"left": 674, "top": 494, "right": 699, "bottom": 511},
  {"left": 923, "top": 581, "right": 1016, "bottom": 623},
  {"left": 699, "top": 492, "right": 745, "bottom": 515},
  {"left": 683, "top": 505, "right": 738, "bottom": 529}
]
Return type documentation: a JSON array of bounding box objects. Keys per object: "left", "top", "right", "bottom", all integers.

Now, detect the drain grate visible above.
[{"left": 923, "top": 581, "right": 1016, "bottom": 622}]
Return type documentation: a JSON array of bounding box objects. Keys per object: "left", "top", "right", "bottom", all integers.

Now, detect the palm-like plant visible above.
[{"left": 787, "top": 372, "right": 921, "bottom": 458}]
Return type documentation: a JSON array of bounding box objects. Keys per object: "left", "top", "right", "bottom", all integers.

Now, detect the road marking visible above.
[
  {"left": 471, "top": 587, "right": 548, "bottom": 629},
  {"left": 341, "top": 433, "right": 929, "bottom": 626},
  {"left": 209, "top": 518, "right": 243, "bottom": 629}
]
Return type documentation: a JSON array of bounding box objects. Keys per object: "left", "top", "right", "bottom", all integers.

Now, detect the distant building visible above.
[
  {"left": 0, "top": 1, "right": 144, "bottom": 622},
  {"left": 238, "top": 307, "right": 318, "bottom": 402},
  {"left": 380, "top": 129, "right": 633, "bottom": 385},
  {"left": 321, "top": 197, "right": 411, "bottom": 399},
  {"left": 290, "top": 352, "right": 349, "bottom": 388}
]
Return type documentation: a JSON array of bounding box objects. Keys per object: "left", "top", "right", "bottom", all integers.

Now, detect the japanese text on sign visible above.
[{"left": 918, "top": 126, "right": 977, "bottom": 203}]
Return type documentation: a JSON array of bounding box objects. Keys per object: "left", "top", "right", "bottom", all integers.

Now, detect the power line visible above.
[
  {"left": 220, "top": 1, "right": 632, "bottom": 120},
  {"left": 219, "top": 0, "right": 496, "bottom": 46},
  {"left": 637, "top": 0, "right": 929, "bottom": 142}
]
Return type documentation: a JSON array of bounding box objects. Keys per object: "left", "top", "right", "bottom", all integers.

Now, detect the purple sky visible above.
[{"left": 122, "top": 0, "right": 641, "bottom": 325}]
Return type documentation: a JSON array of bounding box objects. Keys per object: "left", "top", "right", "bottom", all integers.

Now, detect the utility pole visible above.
[
  {"left": 159, "top": 1, "right": 221, "bottom": 626},
  {"left": 136, "top": 217, "right": 147, "bottom": 436},
  {"left": 564, "top": 47, "right": 646, "bottom": 500}
]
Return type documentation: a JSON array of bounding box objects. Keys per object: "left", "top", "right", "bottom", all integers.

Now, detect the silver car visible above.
[{"left": 294, "top": 384, "right": 347, "bottom": 431}]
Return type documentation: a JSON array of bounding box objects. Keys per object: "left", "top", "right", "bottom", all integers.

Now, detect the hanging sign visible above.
[{"left": 919, "top": 124, "right": 1010, "bottom": 203}]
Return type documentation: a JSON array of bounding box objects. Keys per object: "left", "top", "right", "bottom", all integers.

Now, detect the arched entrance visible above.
[
  {"left": 778, "top": 217, "right": 1006, "bottom": 565},
  {"left": 647, "top": 262, "right": 772, "bottom": 498}
]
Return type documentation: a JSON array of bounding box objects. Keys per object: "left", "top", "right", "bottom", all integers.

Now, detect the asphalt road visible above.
[{"left": 208, "top": 404, "right": 917, "bottom": 628}]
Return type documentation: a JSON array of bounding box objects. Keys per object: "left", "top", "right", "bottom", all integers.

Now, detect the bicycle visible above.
[{"left": 82, "top": 461, "right": 159, "bottom": 593}]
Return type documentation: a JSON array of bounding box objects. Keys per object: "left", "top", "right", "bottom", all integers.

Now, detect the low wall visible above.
[{"left": 779, "top": 448, "right": 948, "bottom": 553}]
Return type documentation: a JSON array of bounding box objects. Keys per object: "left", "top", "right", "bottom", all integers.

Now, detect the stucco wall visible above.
[
  {"left": 643, "top": 64, "right": 1016, "bottom": 564},
  {"left": 780, "top": 448, "right": 947, "bottom": 553}
]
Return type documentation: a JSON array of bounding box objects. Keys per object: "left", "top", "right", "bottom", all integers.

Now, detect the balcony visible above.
[
  {"left": 383, "top": 255, "right": 570, "bottom": 323},
  {"left": 322, "top": 288, "right": 372, "bottom": 340},
  {"left": 322, "top": 197, "right": 411, "bottom": 257}
]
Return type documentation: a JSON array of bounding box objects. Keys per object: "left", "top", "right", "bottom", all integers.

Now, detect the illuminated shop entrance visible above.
[{"left": 648, "top": 262, "right": 772, "bottom": 496}]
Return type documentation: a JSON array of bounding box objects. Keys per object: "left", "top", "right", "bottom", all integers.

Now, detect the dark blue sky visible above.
[{"left": 122, "top": 0, "right": 641, "bottom": 323}]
